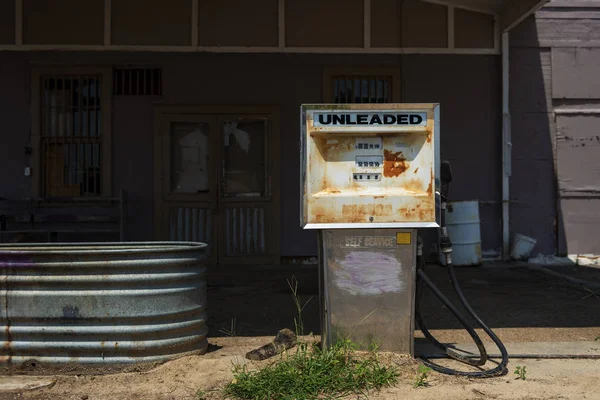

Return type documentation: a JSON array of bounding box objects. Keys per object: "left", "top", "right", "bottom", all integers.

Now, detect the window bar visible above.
[
  {"left": 232, "top": 208, "right": 237, "bottom": 255},
  {"left": 362, "top": 79, "right": 368, "bottom": 103},
  {"left": 142, "top": 69, "right": 147, "bottom": 95},
  {"left": 78, "top": 77, "right": 83, "bottom": 137},
  {"left": 339, "top": 79, "right": 346, "bottom": 105},
  {"left": 346, "top": 77, "right": 352, "bottom": 104},
  {"left": 79, "top": 77, "right": 89, "bottom": 195},
  {"left": 377, "top": 79, "right": 384, "bottom": 103},
  {"left": 354, "top": 77, "right": 360, "bottom": 103},
  {"left": 68, "top": 76, "right": 74, "bottom": 136},
  {"left": 91, "top": 143, "right": 97, "bottom": 195},
  {"left": 150, "top": 69, "right": 154, "bottom": 97},
  {"left": 333, "top": 79, "right": 338, "bottom": 103},
  {"left": 128, "top": 69, "right": 133, "bottom": 95},
  {"left": 52, "top": 77, "right": 58, "bottom": 138},
  {"left": 43, "top": 78, "right": 49, "bottom": 137},
  {"left": 239, "top": 208, "right": 244, "bottom": 255},
  {"left": 156, "top": 69, "right": 161, "bottom": 96},
  {"left": 43, "top": 141, "right": 48, "bottom": 196},
  {"left": 246, "top": 208, "right": 252, "bottom": 255},
  {"left": 120, "top": 69, "right": 125, "bottom": 95},
  {"left": 370, "top": 77, "right": 376, "bottom": 103},
  {"left": 384, "top": 80, "right": 389, "bottom": 102}
]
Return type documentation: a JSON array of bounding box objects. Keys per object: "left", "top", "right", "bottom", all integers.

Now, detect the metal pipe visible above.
[{"left": 502, "top": 32, "right": 511, "bottom": 260}]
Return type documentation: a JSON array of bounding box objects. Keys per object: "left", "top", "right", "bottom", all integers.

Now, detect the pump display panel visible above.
[{"left": 300, "top": 104, "right": 440, "bottom": 229}]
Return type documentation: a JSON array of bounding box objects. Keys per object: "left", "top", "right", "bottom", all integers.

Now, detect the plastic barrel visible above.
[
  {"left": 440, "top": 200, "right": 482, "bottom": 266},
  {"left": 510, "top": 233, "right": 537, "bottom": 260}
]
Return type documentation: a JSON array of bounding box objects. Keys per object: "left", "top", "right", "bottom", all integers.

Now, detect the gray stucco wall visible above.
[{"left": 0, "top": 51, "right": 501, "bottom": 258}]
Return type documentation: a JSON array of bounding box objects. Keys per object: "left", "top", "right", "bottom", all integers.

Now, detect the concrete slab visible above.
[
  {"left": 416, "top": 341, "right": 600, "bottom": 359},
  {"left": 0, "top": 376, "right": 56, "bottom": 392}
]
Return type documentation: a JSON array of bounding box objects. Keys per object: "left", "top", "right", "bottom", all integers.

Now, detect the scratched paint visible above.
[{"left": 332, "top": 251, "right": 404, "bottom": 295}]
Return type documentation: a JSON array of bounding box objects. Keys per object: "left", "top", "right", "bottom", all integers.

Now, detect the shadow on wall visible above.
[{"left": 509, "top": 16, "right": 562, "bottom": 258}]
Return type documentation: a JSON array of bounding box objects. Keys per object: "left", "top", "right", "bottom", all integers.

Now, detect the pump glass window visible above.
[
  {"left": 171, "top": 122, "right": 210, "bottom": 193},
  {"left": 222, "top": 119, "right": 267, "bottom": 197}
]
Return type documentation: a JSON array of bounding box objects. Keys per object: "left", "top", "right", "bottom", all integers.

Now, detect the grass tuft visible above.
[{"left": 224, "top": 339, "right": 399, "bottom": 400}]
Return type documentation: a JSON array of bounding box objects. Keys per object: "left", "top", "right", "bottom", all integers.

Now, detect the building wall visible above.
[
  {"left": 0, "top": 51, "right": 501, "bottom": 258},
  {"left": 511, "top": 1, "right": 600, "bottom": 256}
]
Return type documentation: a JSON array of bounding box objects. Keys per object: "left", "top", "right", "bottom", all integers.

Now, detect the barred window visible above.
[
  {"left": 332, "top": 76, "right": 392, "bottom": 103},
  {"left": 324, "top": 68, "right": 401, "bottom": 104},
  {"left": 41, "top": 75, "right": 103, "bottom": 197}
]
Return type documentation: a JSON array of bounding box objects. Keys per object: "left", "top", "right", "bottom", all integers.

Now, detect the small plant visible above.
[
  {"left": 287, "top": 276, "right": 312, "bottom": 336},
  {"left": 413, "top": 364, "right": 431, "bottom": 388},
  {"left": 219, "top": 318, "right": 237, "bottom": 337},
  {"left": 595, "top": 335, "right": 599, "bottom": 341},
  {"left": 196, "top": 390, "right": 207, "bottom": 399},
  {"left": 224, "top": 339, "right": 398, "bottom": 400},
  {"left": 514, "top": 365, "right": 527, "bottom": 380}
]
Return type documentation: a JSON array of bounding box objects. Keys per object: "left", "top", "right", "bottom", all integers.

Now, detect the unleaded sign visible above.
[{"left": 313, "top": 111, "right": 427, "bottom": 127}]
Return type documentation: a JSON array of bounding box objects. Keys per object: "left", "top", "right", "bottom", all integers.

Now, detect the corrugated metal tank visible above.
[{"left": 0, "top": 242, "right": 208, "bottom": 364}]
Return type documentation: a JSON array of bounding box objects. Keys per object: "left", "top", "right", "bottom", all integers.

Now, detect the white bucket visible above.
[
  {"left": 439, "top": 200, "right": 482, "bottom": 266},
  {"left": 510, "top": 233, "right": 537, "bottom": 261}
]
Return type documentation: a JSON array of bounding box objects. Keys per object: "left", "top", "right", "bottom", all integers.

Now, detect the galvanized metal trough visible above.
[{"left": 0, "top": 242, "right": 208, "bottom": 364}]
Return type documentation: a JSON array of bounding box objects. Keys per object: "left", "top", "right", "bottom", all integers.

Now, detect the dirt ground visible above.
[
  {"left": 2, "top": 336, "right": 599, "bottom": 400},
  {"left": 2, "top": 263, "right": 600, "bottom": 399}
]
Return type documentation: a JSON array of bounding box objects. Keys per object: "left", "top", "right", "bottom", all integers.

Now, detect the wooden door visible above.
[
  {"left": 156, "top": 114, "right": 219, "bottom": 263},
  {"left": 155, "top": 108, "right": 280, "bottom": 264},
  {"left": 217, "top": 115, "right": 278, "bottom": 264}
]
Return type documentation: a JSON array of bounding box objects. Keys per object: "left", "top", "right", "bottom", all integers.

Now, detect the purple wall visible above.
[{"left": 0, "top": 51, "right": 502, "bottom": 258}]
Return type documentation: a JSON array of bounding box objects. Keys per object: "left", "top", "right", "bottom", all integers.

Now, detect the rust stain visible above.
[
  {"left": 426, "top": 131, "right": 432, "bottom": 143},
  {"left": 383, "top": 150, "right": 408, "bottom": 177},
  {"left": 426, "top": 181, "right": 433, "bottom": 196},
  {"left": 396, "top": 204, "right": 434, "bottom": 221},
  {"left": 373, "top": 195, "right": 385, "bottom": 199},
  {"left": 404, "top": 178, "right": 425, "bottom": 193},
  {"left": 3, "top": 322, "right": 12, "bottom": 364},
  {"left": 312, "top": 205, "right": 330, "bottom": 223},
  {"left": 341, "top": 204, "right": 393, "bottom": 223},
  {"left": 414, "top": 167, "right": 419, "bottom": 174}
]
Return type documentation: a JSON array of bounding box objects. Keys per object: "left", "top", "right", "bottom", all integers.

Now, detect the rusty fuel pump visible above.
[{"left": 300, "top": 104, "right": 508, "bottom": 377}]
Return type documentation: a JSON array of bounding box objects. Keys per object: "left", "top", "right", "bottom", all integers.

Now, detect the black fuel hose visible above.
[
  {"left": 415, "top": 172, "right": 509, "bottom": 377},
  {"left": 415, "top": 254, "right": 488, "bottom": 367},
  {"left": 416, "top": 263, "right": 509, "bottom": 377}
]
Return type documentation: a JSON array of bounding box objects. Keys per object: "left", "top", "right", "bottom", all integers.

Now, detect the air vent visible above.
[{"left": 113, "top": 67, "right": 162, "bottom": 96}]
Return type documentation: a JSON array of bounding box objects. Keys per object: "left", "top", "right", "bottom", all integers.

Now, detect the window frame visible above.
[
  {"left": 31, "top": 66, "right": 113, "bottom": 198},
  {"left": 322, "top": 67, "right": 402, "bottom": 103}
]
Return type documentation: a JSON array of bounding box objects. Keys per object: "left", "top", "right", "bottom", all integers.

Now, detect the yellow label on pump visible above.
[{"left": 396, "top": 232, "right": 411, "bottom": 245}]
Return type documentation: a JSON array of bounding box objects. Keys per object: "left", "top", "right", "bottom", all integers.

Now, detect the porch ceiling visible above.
[
  {"left": 0, "top": 0, "right": 550, "bottom": 53},
  {"left": 435, "top": 0, "right": 550, "bottom": 31}
]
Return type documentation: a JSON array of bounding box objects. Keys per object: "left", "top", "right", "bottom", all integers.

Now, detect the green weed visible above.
[
  {"left": 514, "top": 365, "right": 527, "bottom": 380},
  {"left": 224, "top": 339, "right": 398, "bottom": 400},
  {"left": 219, "top": 318, "right": 238, "bottom": 337},
  {"left": 287, "top": 276, "right": 312, "bottom": 336},
  {"left": 413, "top": 364, "right": 431, "bottom": 388}
]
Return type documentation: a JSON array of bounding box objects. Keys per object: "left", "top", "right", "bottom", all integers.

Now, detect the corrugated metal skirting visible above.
[{"left": 0, "top": 242, "right": 208, "bottom": 364}]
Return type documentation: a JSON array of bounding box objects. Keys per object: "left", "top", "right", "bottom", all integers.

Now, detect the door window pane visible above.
[
  {"left": 171, "top": 122, "right": 209, "bottom": 193},
  {"left": 222, "top": 119, "right": 267, "bottom": 197}
]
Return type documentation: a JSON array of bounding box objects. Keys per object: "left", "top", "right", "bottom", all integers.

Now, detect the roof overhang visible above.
[{"left": 426, "top": 0, "right": 550, "bottom": 31}]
